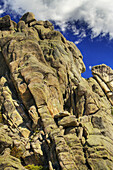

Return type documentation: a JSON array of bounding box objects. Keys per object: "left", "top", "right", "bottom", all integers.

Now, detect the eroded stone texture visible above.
[
  {"left": 0, "top": 148, "right": 26, "bottom": 170},
  {"left": 0, "top": 12, "right": 113, "bottom": 170},
  {"left": 92, "top": 64, "right": 113, "bottom": 105}
]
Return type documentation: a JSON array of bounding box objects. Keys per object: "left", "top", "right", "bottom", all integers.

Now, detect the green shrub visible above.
[
  {"left": 111, "top": 107, "right": 113, "bottom": 115},
  {"left": 25, "top": 164, "right": 43, "bottom": 170},
  {"left": 0, "top": 111, "right": 3, "bottom": 123}
]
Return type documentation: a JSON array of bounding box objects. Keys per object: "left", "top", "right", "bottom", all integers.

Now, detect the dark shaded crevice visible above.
[
  {"left": 61, "top": 36, "right": 65, "bottom": 44},
  {"left": 63, "top": 91, "right": 66, "bottom": 101},
  {"left": 5, "top": 73, "right": 21, "bottom": 101},
  {"left": 83, "top": 95, "right": 86, "bottom": 116},
  {"left": 72, "top": 88, "right": 76, "bottom": 115},
  {"left": 89, "top": 109, "right": 100, "bottom": 116},
  {"left": 54, "top": 117, "right": 59, "bottom": 127},
  {"left": 63, "top": 71, "right": 75, "bottom": 114},
  {"left": 42, "top": 135, "right": 61, "bottom": 170},
  {"left": 20, "top": 157, "right": 26, "bottom": 166},
  {"left": 73, "top": 89, "right": 78, "bottom": 117},
  {"left": 80, "top": 125, "right": 92, "bottom": 169},
  {"left": 0, "top": 106, "right": 4, "bottom": 124},
  {"left": 67, "top": 70, "right": 70, "bottom": 87},
  {"left": 82, "top": 146, "right": 92, "bottom": 170},
  {"left": 63, "top": 86, "right": 70, "bottom": 112},
  {"left": 63, "top": 94, "right": 71, "bottom": 113},
  {"left": 0, "top": 52, "right": 10, "bottom": 78},
  {"left": 0, "top": 37, "right": 13, "bottom": 50},
  {"left": 28, "top": 19, "right": 36, "bottom": 27},
  {"left": 34, "top": 28, "right": 43, "bottom": 40}
]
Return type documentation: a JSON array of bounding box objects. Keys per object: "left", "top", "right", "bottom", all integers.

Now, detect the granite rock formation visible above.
[{"left": 0, "top": 12, "right": 113, "bottom": 170}]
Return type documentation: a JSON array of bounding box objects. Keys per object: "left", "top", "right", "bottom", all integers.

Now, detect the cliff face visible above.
[{"left": 0, "top": 12, "right": 113, "bottom": 170}]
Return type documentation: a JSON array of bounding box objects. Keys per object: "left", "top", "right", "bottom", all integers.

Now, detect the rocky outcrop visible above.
[
  {"left": 0, "top": 12, "right": 113, "bottom": 170},
  {"left": 92, "top": 64, "right": 113, "bottom": 105},
  {"left": 0, "top": 148, "right": 26, "bottom": 169}
]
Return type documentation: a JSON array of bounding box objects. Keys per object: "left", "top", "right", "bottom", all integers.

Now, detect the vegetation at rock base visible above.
[
  {"left": 111, "top": 107, "right": 113, "bottom": 115},
  {"left": 25, "top": 164, "right": 44, "bottom": 170},
  {"left": 0, "top": 111, "right": 3, "bottom": 123}
]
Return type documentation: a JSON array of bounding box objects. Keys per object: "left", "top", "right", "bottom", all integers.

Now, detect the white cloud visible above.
[
  {"left": 89, "top": 66, "right": 92, "bottom": 70},
  {"left": 75, "top": 39, "right": 82, "bottom": 44},
  {"left": 72, "top": 25, "right": 80, "bottom": 35},
  {"left": 78, "top": 31, "right": 86, "bottom": 38},
  {"left": 1, "top": 0, "right": 113, "bottom": 40},
  {"left": 0, "top": 9, "right": 4, "bottom": 14}
]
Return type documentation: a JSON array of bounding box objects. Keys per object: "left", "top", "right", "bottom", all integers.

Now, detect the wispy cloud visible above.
[
  {"left": 75, "top": 39, "right": 82, "bottom": 45},
  {"left": 72, "top": 26, "right": 80, "bottom": 36},
  {"left": 0, "top": 0, "right": 113, "bottom": 40}
]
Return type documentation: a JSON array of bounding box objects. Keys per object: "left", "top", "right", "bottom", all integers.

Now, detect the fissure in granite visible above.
[{"left": 0, "top": 12, "right": 113, "bottom": 170}]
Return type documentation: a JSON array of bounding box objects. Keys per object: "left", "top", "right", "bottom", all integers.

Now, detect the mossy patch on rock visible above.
[
  {"left": 111, "top": 106, "right": 113, "bottom": 115},
  {"left": 25, "top": 164, "right": 44, "bottom": 170},
  {"left": 0, "top": 111, "right": 3, "bottom": 123}
]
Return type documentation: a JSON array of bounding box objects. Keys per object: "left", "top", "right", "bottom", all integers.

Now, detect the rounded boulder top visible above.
[
  {"left": 0, "top": 15, "right": 12, "bottom": 29},
  {"left": 20, "top": 12, "right": 36, "bottom": 24}
]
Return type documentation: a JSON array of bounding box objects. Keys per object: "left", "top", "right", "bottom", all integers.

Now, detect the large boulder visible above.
[
  {"left": 20, "top": 12, "right": 36, "bottom": 24},
  {"left": 58, "top": 115, "right": 79, "bottom": 127},
  {"left": 0, "top": 15, "right": 12, "bottom": 29}
]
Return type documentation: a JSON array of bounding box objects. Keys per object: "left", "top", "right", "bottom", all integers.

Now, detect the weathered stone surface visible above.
[
  {"left": 19, "top": 127, "right": 30, "bottom": 138},
  {"left": 17, "top": 20, "right": 27, "bottom": 32},
  {"left": 0, "top": 12, "right": 113, "bottom": 170},
  {"left": 0, "top": 52, "right": 9, "bottom": 78},
  {"left": 20, "top": 12, "right": 36, "bottom": 24},
  {"left": 92, "top": 64, "right": 113, "bottom": 105},
  {"left": 54, "top": 111, "right": 70, "bottom": 119},
  {"left": 92, "top": 64, "right": 113, "bottom": 83},
  {"left": 0, "top": 77, "right": 23, "bottom": 127},
  {"left": 0, "top": 148, "right": 25, "bottom": 169},
  {"left": 75, "top": 79, "right": 100, "bottom": 117},
  {"left": 31, "top": 140, "right": 44, "bottom": 164},
  {"left": 58, "top": 115, "right": 79, "bottom": 127},
  {"left": 0, "top": 125, "right": 13, "bottom": 153},
  {"left": 28, "top": 105, "right": 39, "bottom": 127},
  {"left": 0, "top": 15, "right": 12, "bottom": 29}
]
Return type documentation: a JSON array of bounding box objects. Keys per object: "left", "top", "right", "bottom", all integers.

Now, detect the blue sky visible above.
[{"left": 0, "top": 0, "right": 113, "bottom": 78}]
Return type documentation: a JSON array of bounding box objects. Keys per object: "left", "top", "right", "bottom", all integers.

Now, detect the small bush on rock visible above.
[
  {"left": 111, "top": 107, "right": 113, "bottom": 115},
  {"left": 0, "top": 111, "right": 3, "bottom": 123},
  {"left": 25, "top": 164, "right": 43, "bottom": 170}
]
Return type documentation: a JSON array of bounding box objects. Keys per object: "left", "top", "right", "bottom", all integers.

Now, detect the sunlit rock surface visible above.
[{"left": 0, "top": 12, "right": 113, "bottom": 170}]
